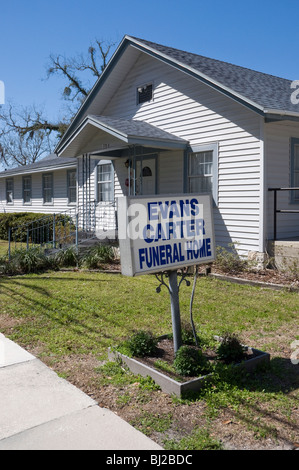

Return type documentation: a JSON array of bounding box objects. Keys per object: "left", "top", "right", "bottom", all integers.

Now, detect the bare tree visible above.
[
  {"left": 0, "top": 102, "right": 68, "bottom": 167},
  {"left": 0, "top": 129, "right": 52, "bottom": 167},
  {"left": 0, "top": 39, "right": 115, "bottom": 168},
  {"left": 46, "top": 40, "right": 115, "bottom": 103}
]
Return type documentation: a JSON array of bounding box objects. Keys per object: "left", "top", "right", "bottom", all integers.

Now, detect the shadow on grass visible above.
[
  {"left": 0, "top": 273, "right": 157, "bottom": 353},
  {"left": 181, "top": 357, "right": 299, "bottom": 445}
]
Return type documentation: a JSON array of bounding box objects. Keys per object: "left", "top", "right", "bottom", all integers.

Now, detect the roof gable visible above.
[
  {"left": 130, "top": 37, "right": 297, "bottom": 115},
  {"left": 56, "top": 35, "right": 299, "bottom": 154}
]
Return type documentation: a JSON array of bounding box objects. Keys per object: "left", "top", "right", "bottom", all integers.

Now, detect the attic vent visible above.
[{"left": 137, "top": 84, "right": 153, "bottom": 104}]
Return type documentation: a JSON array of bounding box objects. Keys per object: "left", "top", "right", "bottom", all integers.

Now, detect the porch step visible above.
[{"left": 267, "top": 239, "right": 299, "bottom": 271}]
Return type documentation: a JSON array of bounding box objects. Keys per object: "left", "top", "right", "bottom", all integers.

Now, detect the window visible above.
[
  {"left": 22, "top": 176, "right": 32, "bottom": 204},
  {"left": 137, "top": 83, "right": 153, "bottom": 104},
  {"left": 97, "top": 163, "right": 114, "bottom": 202},
  {"left": 67, "top": 170, "right": 77, "bottom": 204},
  {"left": 6, "top": 178, "right": 13, "bottom": 204},
  {"left": 186, "top": 143, "right": 218, "bottom": 203},
  {"left": 291, "top": 138, "right": 299, "bottom": 203},
  {"left": 43, "top": 173, "right": 53, "bottom": 204}
]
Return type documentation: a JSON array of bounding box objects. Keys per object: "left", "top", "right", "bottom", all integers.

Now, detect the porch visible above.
[{"left": 267, "top": 237, "right": 299, "bottom": 272}]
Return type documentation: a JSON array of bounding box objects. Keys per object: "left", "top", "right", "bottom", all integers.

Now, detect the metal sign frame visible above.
[{"left": 117, "top": 193, "right": 216, "bottom": 353}]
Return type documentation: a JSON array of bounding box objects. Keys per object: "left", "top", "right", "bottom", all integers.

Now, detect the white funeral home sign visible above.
[{"left": 118, "top": 194, "right": 215, "bottom": 276}]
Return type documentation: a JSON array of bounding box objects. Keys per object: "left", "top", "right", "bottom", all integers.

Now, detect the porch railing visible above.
[
  {"left": 268, "top": 187, "right": 299, "bottom": 240},
  {"left": 7, "top": 200, "right": 97, "bottom": 258}
]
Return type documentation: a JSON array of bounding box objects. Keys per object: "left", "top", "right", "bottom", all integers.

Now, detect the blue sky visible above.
[{"left": 0, "top": 0, "right": 299, "bottom": 122}]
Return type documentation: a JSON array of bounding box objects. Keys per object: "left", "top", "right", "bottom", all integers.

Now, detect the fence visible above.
[{"left": 7, "top": 201, "right": 97, "bottom": 258}]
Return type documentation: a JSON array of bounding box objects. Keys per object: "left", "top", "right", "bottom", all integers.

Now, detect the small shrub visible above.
[
  {"left": 13, "top": 247, "right": 54, "bottom": 274},
  {"left": 174, "top": 345, "right": 210, "bottom": 377},
  {"left": 83, "top": 244, "right": 115, "bottom": 269},
  {"left": 0, "top": 247, "right": 57, "bottom": 275},
  {"left": 217, "top": 332, "right": 245, "bottom": 364},
  {"left": 55, "top": 246, "right": 80, "bottom": 267},
  {"left": 181, "top": 320, "right": 200, "bottom": 346},
  {"left": 121, "top": 330, "right": 158, "bottom": 358},
  {"left": 214, "top": 244, "right": 248, "bottom": 274}
]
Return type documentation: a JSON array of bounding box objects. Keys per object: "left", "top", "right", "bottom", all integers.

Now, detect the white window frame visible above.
[
  {"left": 42, "top": 173, "right": 54, "bottom": 205},
  {"left": 22, "top": 175, "right": 32, "bottom": 205},
  {"left": 186, "top": 143, "right": 218, "bottom": 204},
  {"left": 97, "top": 162, "right": 114, "bottom": 203},
  {"left": 6, "top": 178, "right": 14, "bottom": 204},
  {"left": 67, "top": 169, "right": 77, "bottom": 205}
]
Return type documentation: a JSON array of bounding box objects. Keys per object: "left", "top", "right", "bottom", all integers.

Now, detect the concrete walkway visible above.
[{"left": 0, "top": 333, "right": 162, "bottom": 450}]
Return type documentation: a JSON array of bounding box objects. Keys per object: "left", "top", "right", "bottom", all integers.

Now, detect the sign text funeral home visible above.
[{"left": 118, "top": 194, "right": 215, "bottom": 276}]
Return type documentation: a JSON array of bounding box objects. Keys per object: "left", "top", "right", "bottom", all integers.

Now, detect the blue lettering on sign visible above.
[
  {"left": 147, "top": 198, "right": 200, "bottom": 221},
  {"left": 186, "top": 238, "right": 212, "bottom": 260},
  {"left": 138, "top": 242, "right": 187, "bottom": 270},
  {"left": 142, "top": 219, "right": 205, "bottom": 243},
  {"left": 137, "top": 197, "right": 212, "bottom": 272}
]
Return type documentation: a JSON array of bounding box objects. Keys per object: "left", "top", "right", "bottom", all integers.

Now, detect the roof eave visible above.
[
  {"left": 126, "top": 135, "right": 188, "bottom": 150},
  {"left": 57, "top": 115, "right": 188, "bottom": 158},
  {"left": 0, "top": 161, "right": 77, "bottom": 179},
  {"left": 264, "top": 109, "right": 299, "bottom": 122}
]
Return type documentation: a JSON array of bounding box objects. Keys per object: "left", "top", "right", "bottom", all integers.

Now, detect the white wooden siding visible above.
[
  {"left": 265, "top": 121, "right": 299, "bottom": 240},
  {"left": 0, "top": 168, "right": 76, "bottom": 215},
  {"left": 103, "top": 53, "right": 263, "bottom": 256}
]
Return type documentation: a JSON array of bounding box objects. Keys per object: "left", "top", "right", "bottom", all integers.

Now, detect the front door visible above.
[{"left": 132, "top": 155, "right": 157, "bottom": 196}]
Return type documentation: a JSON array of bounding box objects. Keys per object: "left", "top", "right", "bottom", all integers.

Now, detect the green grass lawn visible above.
[
  {"left": 0, "top": 270, "right": 298, "bottom": 449},
  {"left": 0, "top": 270, "right": 298, "bottom": 358}
]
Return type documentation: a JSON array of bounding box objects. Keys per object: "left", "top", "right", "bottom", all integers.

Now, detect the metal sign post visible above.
[
  {"left": 168, "top": 270, "right": 182, "bottom": 353},
  {"left": 155, "top": 268, "right": 191, "bottom": 353}
]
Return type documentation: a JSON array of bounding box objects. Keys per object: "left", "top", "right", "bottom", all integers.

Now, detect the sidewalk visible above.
[{"left": 0, "top": 333, "right": 162, "bottom": 450}]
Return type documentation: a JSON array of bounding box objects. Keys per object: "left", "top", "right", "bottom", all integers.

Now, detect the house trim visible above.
[{"left": 184, "top": 143, "right": 219, "bottom": 205}]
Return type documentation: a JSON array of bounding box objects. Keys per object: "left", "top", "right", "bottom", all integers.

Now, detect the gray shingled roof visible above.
[
  {"left": 0, "top": 153, "right": 76, "bottom": 177},
  {"left": 131, "top": 37, "right": 298, "bottom": 115},
  {"left": 89, "top": 115, "right": 188, "bottom": 143}
]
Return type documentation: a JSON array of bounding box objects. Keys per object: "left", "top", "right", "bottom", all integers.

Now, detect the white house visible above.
[
  {"left": 2, "top": 36, "right": 299, "bottom": 263},
  {"left": 0, "top": 154, "right": 77, "bottom": 215}
]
